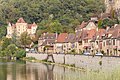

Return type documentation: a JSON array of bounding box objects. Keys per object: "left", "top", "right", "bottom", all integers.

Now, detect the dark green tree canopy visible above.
[
  {"left": 0, "top": 0, "right": 105, "bottom": 24},
  {"left": 0, "top": 0, "right": 106, "bottom": 37}
]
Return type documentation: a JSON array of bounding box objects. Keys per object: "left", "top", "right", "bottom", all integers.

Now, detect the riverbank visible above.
[{"left": 22, "top": 57, "right": 86, "bottom": 71}]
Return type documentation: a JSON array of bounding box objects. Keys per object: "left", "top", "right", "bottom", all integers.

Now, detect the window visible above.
[
  {"left": 96, "top": 41, "right": 98, "bottom": 45},
  {"left": 106, "top": 40, "right": 109, "bottom": 45},
  {"left": 113, "top": 40, "right": 115, "bottom": 45},
  {"left": 84, "top": 40, "right": 88, "bottom": 43},
  {"left": 103, "top": 42, "right": 105, "bottom": 46}
]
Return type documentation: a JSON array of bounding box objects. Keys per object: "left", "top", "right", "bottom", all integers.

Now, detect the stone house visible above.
[
  {"left": 38, "top": 33, "right": 57, "bottom": 53},
  {"left": 63, "top": 33, "right": 75, "bottom": 53},
  {"left": 54, "top": 33, "right": 68, "bottom": 53},
  {"left": 97, "top": 24, "right": 120, "bottom": 56},
  {"left": 90, "top": 29, "right": 106, "bottom": 54},
  {"left": 6, "top": 17, "right": 37, "bottom": 38},
  {"left": 75, "top": 21, "right": 98, "bottom": 54}
]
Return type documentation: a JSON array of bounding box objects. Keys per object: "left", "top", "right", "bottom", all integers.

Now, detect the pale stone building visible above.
[
  {"left": 38, "top": 33, "right": 57, "bottom": 53},
  {"left": 6, "top": 17, "right": 38, "bottom": 38},
  {"left": 54, "top": 33, "right": 68, "bottom": 53}
]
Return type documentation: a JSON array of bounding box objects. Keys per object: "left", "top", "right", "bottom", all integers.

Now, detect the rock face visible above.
[
  {"left": 105, "top": 0, "right": 120, "bottom": 19},
  {"left": 105, "top": 0, "right": 120, "bottom": 13}
]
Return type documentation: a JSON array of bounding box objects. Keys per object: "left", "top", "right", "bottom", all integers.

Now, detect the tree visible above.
[
  {"left": 0, "top": 0, "right": 105, "bottom": 33},
  {"left": 19, "top": 32, "right": 32, "bottom": 48},
  {"left": 11, "top": 31, "right": 18, "bottom": 45},
  {"left": 48, "top": 20, "right": 63, "bottom": 33},
  {"left": 0, "top": 26, "right": 7, "bottom": 39},
  {"left": 5, "top": 44, "right": 17, "bottom": 57},
  {"left": 1, "top": 37, "right": 11, "bottom": 50}
]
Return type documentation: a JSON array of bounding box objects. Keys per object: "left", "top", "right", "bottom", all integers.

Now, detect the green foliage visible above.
[
  {"left": 98, "top": 19, "right": 103, "bottom": 29},
  {"left": 69, "top": 49, "right": 76, "bottom": 54},
  {"left": 19, "top": 32, "right": 32, "bottom": 48},
  {"left": 0, "top": 0, "right": 105, "bottom": 33},
  {"left": 99, "top": 61, "right": 102, "bottom": 66},
  {"left": 16, "top": 49, "right": 26, "bottom": 58},
  {"left": 5, "top": 44, "right": 17, "bottom": 57},
  {"left": 98, "top": 18, "right": 119, "bottom": 28},
  {"left": 1, "top": 37, "right": 11, "bottom": 50},
  {"left": 0, "top": 26, "right": 6, "bottom": 39},
  {"left": 0, "top": 43, "right": 26, "bottom": 58}
]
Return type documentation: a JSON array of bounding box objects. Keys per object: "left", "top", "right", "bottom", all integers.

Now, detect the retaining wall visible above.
[{"left": 26, "top": 53, "right": 120, "bottom": 70}]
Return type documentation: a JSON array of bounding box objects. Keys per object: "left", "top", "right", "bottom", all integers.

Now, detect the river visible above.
[{"left": 0, "top": 59, "right": 120, "bottom": 80}]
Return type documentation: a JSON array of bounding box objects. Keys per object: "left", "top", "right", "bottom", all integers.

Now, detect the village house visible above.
[
  {"left": 74, "top": 21, "right": 98, "bottom": 54},
  {"left": 38, "top": 33, "right": 57, "bottom": 53},
  {"left": 90, "top": 29, "right": 106, "bottom": 54},
  {"left": 54, "top": 33, "right": 68, "bottom": 53},
  {"left": 101, "top": 24, "right": 120, "bottom": 56},
  {"left": 6, "top": 17, "right": 38, "bottom": 38},
  {"left": 37, "top": 18, "right": 120, "bottom": 56},
  {"left": 63, "top": 33, "right": 75, "bottom": 54}
]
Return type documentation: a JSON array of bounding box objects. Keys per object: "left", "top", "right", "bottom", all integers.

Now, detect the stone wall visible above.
[{"left": 26, "top": 53, "right": 120, "bottom": 70}]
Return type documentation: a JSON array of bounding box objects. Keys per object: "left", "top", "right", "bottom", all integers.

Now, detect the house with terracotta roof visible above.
[
  {"left": 75, "top": 21, "right": 98, "bottom": 33},
  {"left": 38, "top": 33, "right": 57, "bottom": 53},
  {"left": 81, "top": 29, "right": 97, "bottom": 53},
  {"left": 101, "top": 26, "right": 120, "bottom": 56},
  {"left": 63, "top": 33, "right": 76, "bottom": 53},
  {"left": 90, "top": 29, "right": 106, "bottom": 54},
  {"left": 54, "top": 33, "right": 68, "bottom": 53},
  {"left": 6, "top": 17, "right": 38, "bottom": 38}
]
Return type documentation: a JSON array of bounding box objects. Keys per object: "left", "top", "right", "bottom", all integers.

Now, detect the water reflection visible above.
[{"left": 0, "top": 60, "right": 120, "bottom": 80}]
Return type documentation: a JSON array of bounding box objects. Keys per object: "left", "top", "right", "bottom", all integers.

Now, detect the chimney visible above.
[
  {"left": 106, "top": 26, "right": 110, "bottom": 31},
  {"left": 43, "top": 33, "right": 46, "bottom": 35},
  {"left": 114, "top": 24, "right": 118, "bottom": 28},
  {"left": 8, "top": 22, "right": 11, "bottom": 27},
  {"left": 55, "top": 32, "right": 58, "bottom": 39},
  {"left": 96, "top": 27, "right": 98, "bottom": 31}
]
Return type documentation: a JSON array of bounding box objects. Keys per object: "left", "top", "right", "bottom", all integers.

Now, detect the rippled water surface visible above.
[{"left": 0, "top": 59, "right": 120, "bottom": 80}]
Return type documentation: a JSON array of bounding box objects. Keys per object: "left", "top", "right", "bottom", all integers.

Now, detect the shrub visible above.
[
  {"left": 16, "top": 49, "right": 26, "bottom": 58},
  {"left": 99, "top": 61, "right": 102, "bottom": 66}
]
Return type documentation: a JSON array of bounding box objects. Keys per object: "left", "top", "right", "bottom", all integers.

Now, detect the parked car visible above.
[
  {"left": 83, "top": 52, "right": 90, "bottom": 55},
  {"left": 25, "top": 48, "right": 30, "bottom": 52},
  {"left": 95, "top": 52, "right": 103, "bottom": 56}
]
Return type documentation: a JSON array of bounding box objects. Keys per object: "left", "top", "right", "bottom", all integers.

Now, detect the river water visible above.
[{"left": 0, "top": 59, "right": 120, "bottom": 80}]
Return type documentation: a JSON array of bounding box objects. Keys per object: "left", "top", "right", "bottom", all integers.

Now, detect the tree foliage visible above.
[
  {"left": 0, "top": 26, "right": 6, "bottom": 39},
  {"left": 1, "top": 37, "right": 11, "bottom": 50},
  {"left": 0, "top": 0, "right": 105, "bottom": 33},
  {"left": 19, "top": 32, "right": 32, "bottom": 48}
]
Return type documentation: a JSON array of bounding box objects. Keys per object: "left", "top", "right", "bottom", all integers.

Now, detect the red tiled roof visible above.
[
  {"left": 65, "top": 33, "right": 75, "bottom": 42},
  {"left": 17, "top": 17, "right": 26, "bottom": 23},
  {"left": 32, "top": 22, "right": 37, "bottom": 27},
  {"left": 40, "top": 33, "right": 57, "bottom": 40},
  {"left": 97, "top": 29, "right": 106, "bottom": 36},
  {"left": 57, "top": 33, "right": 68, "bottom": 43},
  {"left": 84, "top": 29, "right": 96, "bottom": 39},
  {"left": 111, "top": 29, "right": 120, "bottom": 38},
  {"left": 27, "top": 23, "right": 37, "bottom": 29},
  {"left": 42, "top": 40, "right": 55, "bottom": 46},
  {"left": 27, "top": 24, "right": 32, "bottom": 29}
]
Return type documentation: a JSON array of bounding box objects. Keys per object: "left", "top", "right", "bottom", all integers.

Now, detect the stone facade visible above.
[
  {"left": 27, "top": 53, "right": 120, "bottom": 70},
  {"left": 6, "top": 17, "right": 38, "bottom": 38}
]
